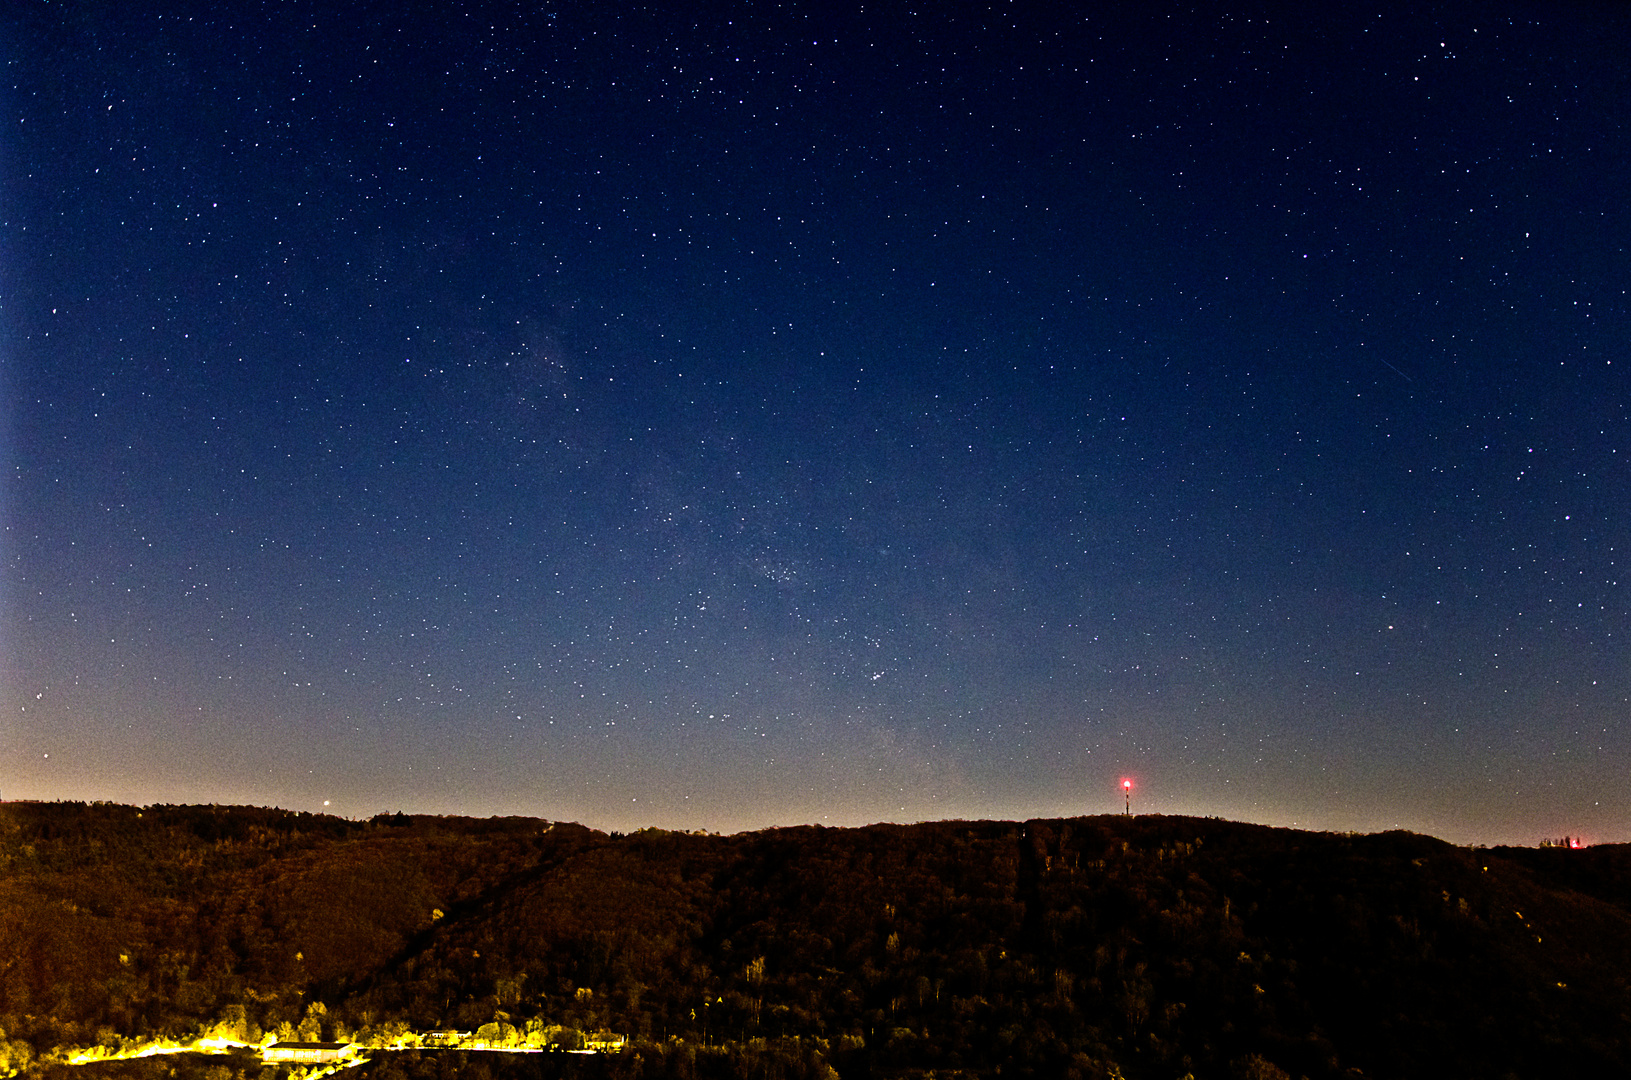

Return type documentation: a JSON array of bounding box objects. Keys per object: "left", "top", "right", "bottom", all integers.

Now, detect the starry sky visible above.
[{"left": 4, "top": 1, "right": 1628, "bottom": 843}]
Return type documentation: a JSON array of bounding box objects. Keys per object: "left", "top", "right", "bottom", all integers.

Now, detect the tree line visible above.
[{"left": 3, "top": 801, "right": 1630, "bottom": 1079}]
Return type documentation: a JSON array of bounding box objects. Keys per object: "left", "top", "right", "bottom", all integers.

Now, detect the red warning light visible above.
[{"left": 1122, "top": 779, "right": 1132, "bottom": 790}]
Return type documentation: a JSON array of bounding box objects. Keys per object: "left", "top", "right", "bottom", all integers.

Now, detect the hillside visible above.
[{"left": 2, "top": 802, "right": 1629, "bottom": 1079}]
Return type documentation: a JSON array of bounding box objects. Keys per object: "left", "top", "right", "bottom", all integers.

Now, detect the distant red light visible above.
[{"left": 1122, "top": 779, "right": 1132, "bottom": 790}]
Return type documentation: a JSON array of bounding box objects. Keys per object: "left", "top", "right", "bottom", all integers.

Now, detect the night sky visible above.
[{"left": 4, "top": 2, "right": 1629, "bottom": 843}]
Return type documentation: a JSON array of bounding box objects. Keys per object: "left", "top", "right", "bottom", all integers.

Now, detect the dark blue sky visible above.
[{"left": 4, "top": 1, "right": 1628, "bottom": 842}]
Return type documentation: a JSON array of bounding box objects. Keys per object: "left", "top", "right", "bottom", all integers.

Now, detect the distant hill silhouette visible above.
[{"left": 3, "top": 801, "right": 1629, "bottom": 1079}]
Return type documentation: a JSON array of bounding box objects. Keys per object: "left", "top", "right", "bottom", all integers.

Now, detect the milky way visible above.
[{"left": 4, "top": 2, "right": 1628, "bottom": 842}]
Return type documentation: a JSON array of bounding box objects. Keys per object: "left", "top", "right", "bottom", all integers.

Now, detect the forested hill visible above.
[{"left": 4, "top": 802, "right": 1631, "bottom": 1080}]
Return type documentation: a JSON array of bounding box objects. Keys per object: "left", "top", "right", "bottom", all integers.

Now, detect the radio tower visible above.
[{"left": 1122, "top": 778, "right": 1132, "bottom": 816}]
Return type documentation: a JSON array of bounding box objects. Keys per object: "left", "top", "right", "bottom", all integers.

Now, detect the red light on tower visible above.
[{"left": 1121, "top": 778, "right": 1132, "bottom": 816}]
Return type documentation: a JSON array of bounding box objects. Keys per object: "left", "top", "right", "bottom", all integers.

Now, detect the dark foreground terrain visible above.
[{"left": 3, "top": 802, "right": 1630, "bottom": 1079}]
